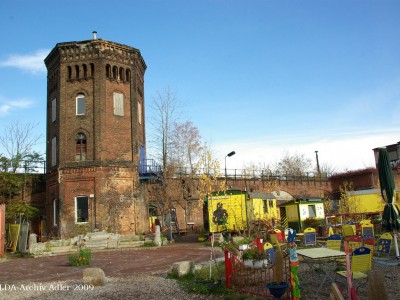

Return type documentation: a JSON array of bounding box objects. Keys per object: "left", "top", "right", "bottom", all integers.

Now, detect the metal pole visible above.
[{"left": 315, "top": 151, "right": 320, "bottom": 174}]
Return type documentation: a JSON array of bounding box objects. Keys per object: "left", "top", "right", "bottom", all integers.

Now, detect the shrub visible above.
[{"left": 68, "top": 248, "right": 92, "bottom": 266}]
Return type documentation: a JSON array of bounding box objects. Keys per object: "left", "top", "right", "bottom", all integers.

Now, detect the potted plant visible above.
[
  {"left": 242, "top": 247, "right": 269, "bottom": 268},
  {"left": 267, "top": 245, "right": 288, "bottom": 299}
]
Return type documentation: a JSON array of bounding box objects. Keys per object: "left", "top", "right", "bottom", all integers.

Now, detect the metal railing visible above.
[
  {"left": 224, "top": 249, "right": 291, "bottom": 298},
  {"left": 138, "top": 161, "right": 330, "bottom": 182}
]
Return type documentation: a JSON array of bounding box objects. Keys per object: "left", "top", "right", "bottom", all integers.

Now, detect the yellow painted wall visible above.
[
  {"left": 208, "top": 194, "right": 247, "bottom": 233},
  {"left": 348, "top": 193, "right": 385, "bottom": 213},
  {"left": 286, "top": 205, "right": 299, "bottom": 222},
  {"left": 248, "top": 198, "right": 278, "bottom": 220}
]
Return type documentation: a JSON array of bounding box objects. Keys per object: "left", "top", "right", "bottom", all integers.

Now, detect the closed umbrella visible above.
[{"left": 378, "top": 148, "right": 400, "bottom": 258}]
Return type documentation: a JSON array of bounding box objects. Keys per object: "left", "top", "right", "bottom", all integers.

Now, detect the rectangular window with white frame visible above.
[
  {"left": 51, "top": 98, "right": 57, "bottom": 122},
  {"left": 75, "top": 196, "right": 89, "bottom": 223},
  {"left": 76, "top": 94, "right": 86, "bottom": 115},
  {"left": 113, "top": 92, "right": 124, "bottom": 116}
]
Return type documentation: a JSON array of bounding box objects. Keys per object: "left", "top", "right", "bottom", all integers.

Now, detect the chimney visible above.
[{"left": 93, "top": 31, "right": 97, "bottom": 40}]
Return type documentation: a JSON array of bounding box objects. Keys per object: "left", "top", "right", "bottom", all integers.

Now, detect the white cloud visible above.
[
  {"left": 0, "top": 99, "right": 33, "bottom": 117},
  {"left": 215, "top": 129, "right": 400, "bottom": 173},
  {"left": 0, "top": 49, "right": 49, "bottom": 74}
]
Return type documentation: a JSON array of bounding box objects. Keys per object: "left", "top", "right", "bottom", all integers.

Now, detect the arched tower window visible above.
[
  {"left": 83, "top": 64, "right": 87, "bottom": 77},
  {"left": 90, "top": 63, "right": 94, "bottom": 77},
  {"left": 75, "top": 133, "right": 87, "bottom": 161},
  {"left": 126, "top": 69, "right": 131, "bottom": 82},
  {"left": 75, "top": 65, "right": 80, "bottom": 78},
  {"left": 119, "top": 67, "right": 124, "bottom": 81},
  {"left": 106, "top": 64, "right": 111, "bottom": 78},
  {"left": 67, "top": 66, "right": 72, "bottom": 80},
  {"left": 112, "top": 66, "right": 118, "bottom": 79}
]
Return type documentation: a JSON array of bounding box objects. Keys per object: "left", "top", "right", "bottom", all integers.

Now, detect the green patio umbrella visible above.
[{"left": 378, "top": 148, "right": 400, "bottom": 257}]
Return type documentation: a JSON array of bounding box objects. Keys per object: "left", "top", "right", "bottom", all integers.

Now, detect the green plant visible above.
[
  {"left": 169, "top": 261, "right": 227, "bottom": 295},
  {"left": 68, "top": 248, "right": 92, "bottom": 266},
  {"left": 221, "top": 241, "right": 238, "bottom": 256},
  {"left": 242, "top": 247, "right": 268, "bottom": 261},
  {"left": 143, "top": 241, "right": 157, "bottom": 247},
  {"left": 45, "top": 242, "right": 53, "bottom": 252},
  {"left": 303, "top": 217, "right": 321, "bottom": 229},
  {"left": 242, "top": 247, "right": 257, "bottom": 260}
]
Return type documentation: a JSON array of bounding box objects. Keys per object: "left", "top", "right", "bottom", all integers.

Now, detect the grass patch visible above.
[
  {"left": 168, "top": 261, "right": 258, "bottom": 298},
  {"left": 143, "top": 241, "right": 157, "bottom": 247}
]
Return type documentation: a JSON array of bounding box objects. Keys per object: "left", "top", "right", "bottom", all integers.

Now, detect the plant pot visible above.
[
  {"left": 239, "top": 244, "right": 249, "bottom": 250},
  {"left": 243, "top": 259, "right": 253, "bottom": 267},
  {"left": 267, "top": 282, "right": 288, "bottom": 299},
  {"left": 253, "top": 259, "right": 268, "bottom": 268}
]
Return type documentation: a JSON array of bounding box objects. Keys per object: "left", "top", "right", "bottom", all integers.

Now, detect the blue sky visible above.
[{"left": 0, "top": 0, "right": 399, "bottom": 172}]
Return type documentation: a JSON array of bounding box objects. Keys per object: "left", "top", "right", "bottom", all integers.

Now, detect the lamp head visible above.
[{"left": 227, "top": 151, "right": 236, "bottom": 157}]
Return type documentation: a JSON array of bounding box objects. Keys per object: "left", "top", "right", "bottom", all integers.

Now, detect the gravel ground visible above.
[
  {"left": 1, "top": 253, "right": 398, "bottom": 300},
  {"left": 0, "top": 275, "right": 216, "bottom": 300}
]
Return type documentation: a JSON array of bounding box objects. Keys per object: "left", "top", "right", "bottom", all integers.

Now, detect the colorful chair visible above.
[
  {"left": 361, "top": 223, "right": 374, "bottom": 238},
  {"left": 363, "top": 237, "right": 375, "bottom": 256},
  {"left": 326, "top": 234, "right": 342, "bottom": 251},
  {"left": 376, "top": 232, "right": 392, "bottom": 257},
  {"left": 303, "top": 227, "right": 317, "bottom": 246},
  {"left": 336, "top": 246, "right": 372, "bottom": 291},
  {"left": 348, "top": 235, "right": 363, "bottom": 252},
  {"left": 268, "top": 229, "right": 284, "bottom": 245},
  {"left": 341, "top": 224, "right": 355, "bottom": 239}
]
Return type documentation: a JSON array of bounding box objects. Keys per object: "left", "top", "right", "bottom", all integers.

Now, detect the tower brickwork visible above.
[{"left": 44, "top": 35, "right": 148, "bottom": 237}]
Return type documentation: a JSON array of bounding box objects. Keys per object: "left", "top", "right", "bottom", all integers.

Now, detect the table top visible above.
[{"left": 296, "top": 247, "right": 346, "bottom": 259}]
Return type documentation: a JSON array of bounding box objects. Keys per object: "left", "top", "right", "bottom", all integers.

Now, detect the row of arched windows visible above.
[
  {"left": 66, "top": 63, "right": 131, "bottom": 82},
  {"left": 106, "top": 64, "right": 131, "bottom": 82},
  {"left": 67, "top": 64, "right": 95, "bottom": 80}
]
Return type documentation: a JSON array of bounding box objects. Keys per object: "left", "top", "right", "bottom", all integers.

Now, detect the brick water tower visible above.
[{"left": 44, "top": 32, "right": 148, "bottom": 238}]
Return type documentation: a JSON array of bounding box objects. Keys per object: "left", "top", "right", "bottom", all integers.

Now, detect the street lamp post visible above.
[
  {"left": 225, "top": 151, "right": 236, "bottom": 183},
  {"left": 315, "top": 150, "right": 320, "bottom": 174}
]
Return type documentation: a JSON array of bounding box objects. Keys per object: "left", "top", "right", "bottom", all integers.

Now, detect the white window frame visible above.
[
  {"left": 76, "top": 94, "right": 86, "bottom": 115},
  {"left": 113, "top": 92, "right": 124, "bottom": 116},
  {"left": 75, "top": 196, "right": 89, "bottom": 223},
  {"left": 51, "top": 136, "right": 57, "bottom": 166},
  {"left": 51, "top": 98, "right": 56, "bottom": 122}
]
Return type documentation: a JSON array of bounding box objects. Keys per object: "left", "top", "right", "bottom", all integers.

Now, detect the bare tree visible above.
[
  {"left": 0, "top": 121, "right": 43, "bottom": 172},
  {"left": 170, "top": 121, "right": 202, "bottom": 173},
  {"left": 148, "top": 86, "right": 180, "bottom": 172},
  {"left": 274, "top": 151, "right": 312, "bottom": 177},
  {"left": 319, "top": 162, "right": 337, "bottom": 176}
]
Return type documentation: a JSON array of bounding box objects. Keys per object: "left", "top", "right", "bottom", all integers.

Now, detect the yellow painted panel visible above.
[
  {"left": 286, "top": 205, "right": 299, "bottom": 221},
  {"left": 348, "top": 193, "right": 385, "bottom": 213},
  {"left": 208, "top": 194, "right": 247, "bottom": 233},
  {"left": 250, "top": 198, "right": 278, "bottom": 220}
]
